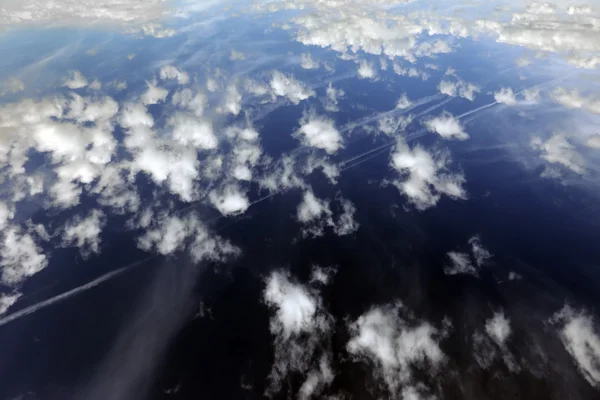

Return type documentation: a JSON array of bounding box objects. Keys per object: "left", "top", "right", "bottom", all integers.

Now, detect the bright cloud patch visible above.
[
  {"left": 347, "top": 303, "right": 446, "bottom": 397},
  {"left": 270, "top": 71, "right": 315, "bottom": 105},
  {"left": 493, "top": 87, "right": 518, "bottom": 105},
  {"left": 390, "top": 137, "right": 466, "bottom": 210},
  {"left": 357, "top": 60, "right": 377, "bottom": 79},
  {"left": 62, "top": 210, "right": 106, "bottom": 257},
  {"left": 263, "top": 270, "right": 334, "bottom": 398},
  {"left": 295, "top": 115, "right": 343, "bottom": 154},
  {"left": 531, "top": 134, "right": 585, "bottom": 175},
  {"left": 553, "top": 305, "right": 600, "bottom": 387},
  {"left": 424, "top": 112, "right": 469, "bottom": 140}
]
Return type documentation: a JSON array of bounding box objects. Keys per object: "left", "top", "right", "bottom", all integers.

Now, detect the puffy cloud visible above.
[
  {"left": 553, "top": 305, "right": 600, "bottom": 387},
  {"left": 531, "top": 134, "right": 585, "bottom": 175},
  {"left": 485, "top": 312, "right": 511, "bottom": 346},
  {"left": 300, "top": 52, "right": 320, "bottom": 69},
  {"left": 269, "top": 71, "right": 315, "bottom": 105},
  {"left": 309, "top": 265, "right": 336, "bottom": 286},
  {"left": 167, "top": 113, "right": 218, "bottom": 150},
  {"left": 62, "top": 210, "right": 106, "bottom": 257},
  {"left": 444, "top": 251, "right": 477, "bottom": 276},
  {"left": 333, "top": 197, "right": 359, "bottom": 236},
  {"left": 209, "top": 184, "right": 250, "bottom": 216},
  {"left": 229, "top": 50, "right": 246, "bottom": 60},
  {"left": 0, "top": 292, "right": 21, "bottom": 315},
  {"left": 493, "top": 87, "right": 517, "bottom": 105},
  {"left": 295, "top": 115, "right": 343, "bottom": 154},
  {"left": 323, "top": 82, "right": 345, "bottom": 112},
  {"left": 585, "top": 134, "right": 600, "bottom": 149},
  {"left": 304, "top": 154, "right": 340, "bottom": 184},
  {"left": 63, "top": 70, "right": 88, "bottom": 89},
  {"left": 171, "top": 88, "right": 208, "bottom": 116},
  {"left": 438, "top": 78, "right": 480, "bottom": 101},
  {"left": 297, "top": 189, "right": 333, "bottom": 237},
  {"left": 263, "top": 270, "right": 334, "bottom": 398},
  {"left": 469, "top": 236, "right": 492, "bottom": 267},
  {"left": 551, "top": 88, "right": 600, "bottom": 115},
  {"left": 424, "top": 112, "right": 469, "bottom": 140},
  {"left": 346, "top": 303, "right": 445, "bottom": 396},
  {"left": 1, "top": 226, "right": 48, "bottom": 285},
  {"left": 141, "top": 81, "right": 169, "bottom": 105},
  {"left": 389, "top": 137, "right": 466, "bottom": 210},
  {"left": 395, "top": 93, "right": 412, "bottom": 109},
  {"left": 159, "top": 65, "right": 190, "bottom": 85},
  {"left": 357, "top": 60, "right": 377, "bottom": 79},
  {"left": 1, "top": 77, "right": 25, "bottom": 96},
  {"left": 137, "top": 211, "right": 239, "bottom": 261}
]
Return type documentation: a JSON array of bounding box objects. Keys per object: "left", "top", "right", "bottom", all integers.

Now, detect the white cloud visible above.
[
  {"left": 1, "top": 226, "right": 48, "bottom": 285},
  {"left": 444, "top": 251, "right": 477, "bottom": 276},
  {"left": 553, "top": 305, "right": 600, "bottom": 387},
  {"left": 300, "top": 52, "right": 320, "bottom": 69},
  {"left": 485, "top": 311, "right": 511, "bottom": 346},
  {"left": 323, "top": 82, "right": 344, "bottom": 112},
  {"left": 137, "top": 211, "right": 239, "bottom": 261},
  {"left": 551, "top": 88, "right": 600, "bottom": 115},
  {"left": 304, "top": 154, "right": 340, "bottom": 184},
  {"left": 389, "top": 137, "right": 466, "bottom": 210},
  {"left": 493, "top": 87, "right": 517, "bottom": 105},
  {"left": 310, "top": 265, "right": 336, "bottom": 285},
  {"left": 62, "top": 210, "right": 106, "bottom": 257},
  {"left": 347, "top": 304, "right": 445, "bottom": 396},
  {"left": 522, "top": 87, "right": 540, "bottom": 102},
  {"left": 263, "top": 270, "right": 334, "bottom": 398},
  {"left": 333, "top": 197, "right": 359, "bottom": 236},
  {"left": 424, "top": 112, "right": 469, "bottom": 140},
  {"left": 357, "top": 60, "right": 377, "bottom": 79},
  {"left": 469, "top": 236, "right": 492, "bottom": 267},
  {"left": 63, "top": 70, "right": 88, "bottom": 89},
  {"left": 171, "top": 88, "right": 208, "bottom": 117},
  {"left": 531, "top": 134, "right": 585, "bottom": 175},
  {"left": 269, "top": 71, "right": 315, "bottom": 105},
  {"left": 396, "top": 93, "right": 412, "bottom": 109},
  {"left": 0, "top": 0, "right": 176, "bottom": 37},
  {"left": 296, "top": 115, "right": 343, "bottom": 154},
  {"left": 0, "top": 292, "right": 21, "bottom": 315},
  {"left": 297, "top": 189, "right": 333, "bottom": 237},
  {"left": 159, "top": 65, "right": 190, "bottom": 85},
  {"left": 209, "top": 184, "right": 250, "bottom": 216},
  {"left": 141, "top": 81, "right": 169, "bottom": 105},
  {"left": 438, "top": 78, "right": 480, "bottom": 101},
  {"left": 229, "top": 50, "right": 246, "bottom": 60},
  {"left": 167, "top": 113, "right": 218, "bottom": 150},
  {"left": 585, "top": 134, "right": 600, "bottom": 149}
]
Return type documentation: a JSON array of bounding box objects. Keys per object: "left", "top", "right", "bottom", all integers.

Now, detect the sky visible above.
[{"left": 1, "top": 0, "right": 600, "bottom": 399}]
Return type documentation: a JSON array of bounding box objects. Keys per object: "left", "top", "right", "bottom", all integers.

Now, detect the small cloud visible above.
[
  {"left": 209, "top": 184, "right": 250, "bottom": 216},
  {"left": 127, "top": 53, "right": 136, "bottom": 60},
  {"left": 323, "top": 82, "right": 344, "bottom": 112},
  {"left": 61, "top": 210, "right": 106, "bottom": 257},
  {"left": 389, "top": 137, "right": 466, "bottom": 210},
  {"left": 63, "top": 70, "right": 88, "bottom": 89},
  {"left": 585, "top": 134, "right": 600, "bottom": 149},
  {"left": 552, "top": 305, "right": 600, "bottom": 387},
  {"left": 269, "top": 71, "right": 315, "bottom": 105},
  {"left": 141, "top": 81, "right": 168, "bottom": 105},
  {"left": 395, "top": 93, "right": 412, "bottom": 109},
  {"left": 229, "top": 50, "right": 246, "bottom": 60},
  {"left": 444, "top": 251, "right": 477, "bottom": 276},
  {"left": 0, "top": 292, "right": 21, "bottom": 315},
  {"left": 1, "top": 226, "right": 48, "bottom": 285},
  {"left": 531, "top": 134, "right": 585, "bottom": 175},
  {"left": 485, "top": 311, "right": 511, "bottom": 346},
  {"left": 159, "top": 65, "right": 190, "bottom": 85},
  {"left": 551, "top": 87, "right": 600, "bottom": 114},
  {"left": 310, "top": 265, "right": 336, "bottom": 285},
  {"left": 494, "top": 87, "right": 518, "bottom": 105},
  {"left": 424, "top": 112, "right": 469, "bottom": 140},
  {"left": 333, "top": 198, "right": 359, "bottom": 236},
  {"left": 300, "top": 52, "right": 320, "bottom": 69},
  {"left": 357, "top": 60, "right": 377, "bottom": 79},
  {"left": 295, "top": 114, "right": 343, "bottom": 154}
]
